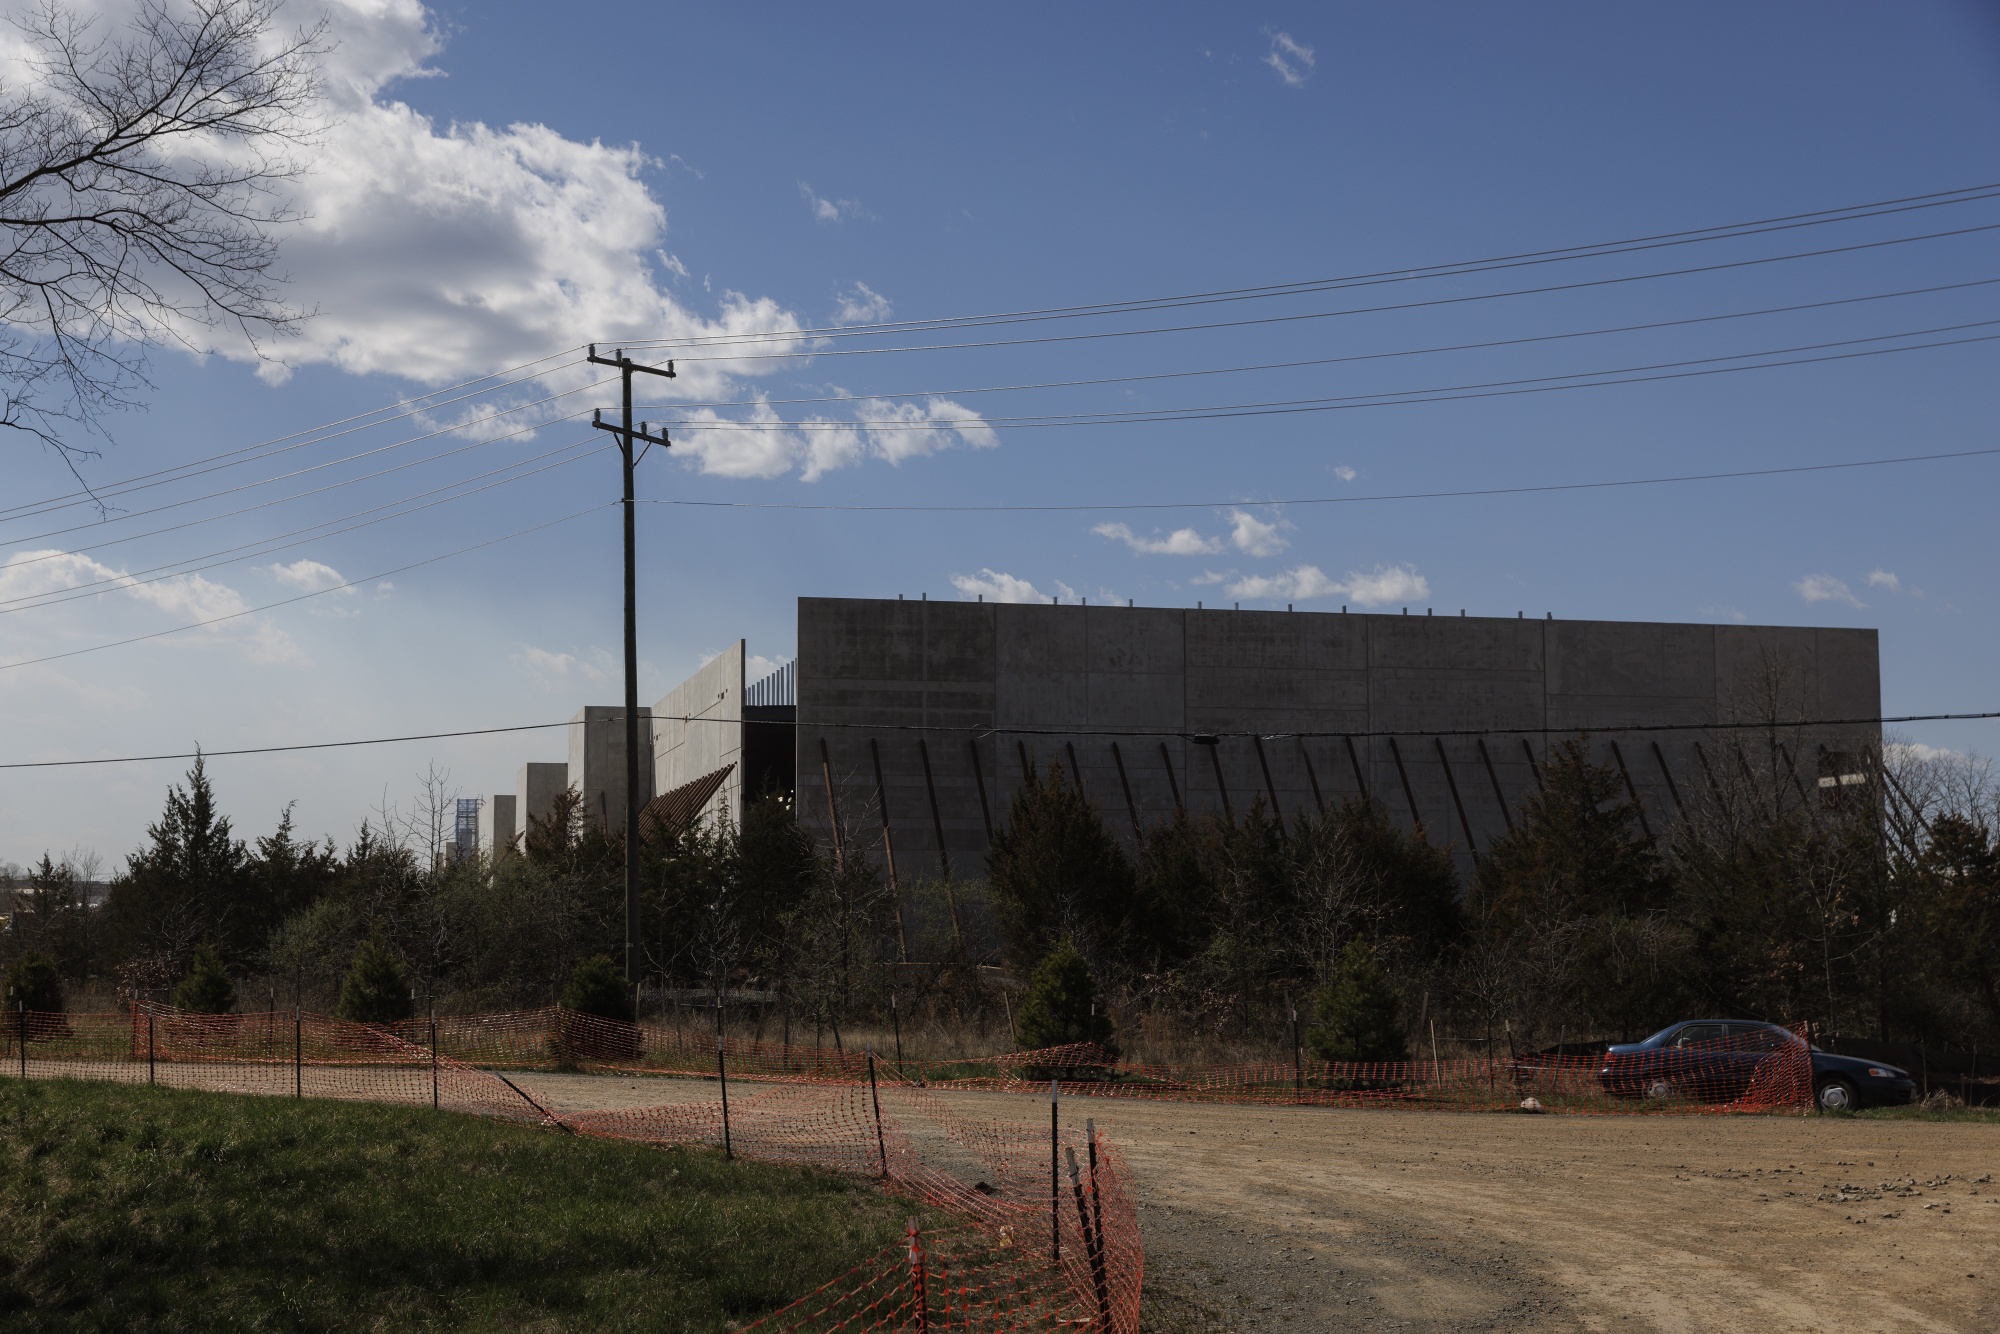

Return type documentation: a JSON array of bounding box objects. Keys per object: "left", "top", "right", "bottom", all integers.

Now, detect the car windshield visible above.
[{"left": 1640, "top": 1023, "right": 1684, "bottom": 1046}]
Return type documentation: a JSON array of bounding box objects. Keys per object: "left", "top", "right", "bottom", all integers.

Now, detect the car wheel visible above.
[
  {"left": 1643, "top": 1078, "right": 1675, "bottom": 1100},
  {"left": 1817, "top": 1077, "right": 1857, "bottom": 1112}
]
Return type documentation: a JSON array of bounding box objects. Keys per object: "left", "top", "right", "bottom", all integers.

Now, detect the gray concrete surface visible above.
[
  {"left": 652, "top": 641, "right": 743, "bottom": 827},
  {"left": 477, "top": 793, "right": 516, "bottom": 859},
  {"left": 794, "top": 599, "right": 1880, "bottom": 875},
  {"left": 516, "top": 761, "right": 568, "bottom": 840},
  {"left": 567, "top": 705, "right": 654, "bottom": 835}
]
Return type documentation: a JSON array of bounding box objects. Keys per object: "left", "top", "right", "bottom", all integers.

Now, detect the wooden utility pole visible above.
[{"left": 587, "top": 345, "right": 676, "bottom": 988}]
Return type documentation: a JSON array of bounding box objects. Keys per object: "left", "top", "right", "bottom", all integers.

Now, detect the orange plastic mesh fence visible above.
[
  {"left": 373, "top": 1007, "right": 1816, "bottom": 1115},
  {"left": 0, "top": 1009, "right": 1143, "bottom": 1333},
  {"left": 0, "top": 1006, "right": 557, "bottom": 1125}
]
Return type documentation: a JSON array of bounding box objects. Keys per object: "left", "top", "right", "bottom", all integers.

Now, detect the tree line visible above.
[{"left": 4, "top": 733, "right": 1997, "bottom": 1062}]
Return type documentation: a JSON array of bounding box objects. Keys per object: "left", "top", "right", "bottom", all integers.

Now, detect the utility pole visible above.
[{"left": 587, "top": 345, "right": 675, "bottom": 989}]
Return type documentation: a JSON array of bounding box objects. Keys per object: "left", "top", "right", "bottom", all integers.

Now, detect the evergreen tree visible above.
[
  {"left": 1014, "top": 941, "right": 1118, "bottom": 1056},
  {"left": 172, "top": 943, "right": 237, "bottom": 1014},
  {"left": 561, "top": 954, "right": 634, "bottom": 1022},
  {"left": 3, "top": 950, "right": 63, "bottom": 1013},
  {"left": 105, "top": 755, "right": 251, "bottom": 970},
  {"left": 1307, "top": 939, "right": 1408, "bottom": 1063},
  {"left": 986, "top": 761, "right": 1135, "bottom": 972},
  {"left": 335, "top": 939, "right": 414, "bottom": 1025}
]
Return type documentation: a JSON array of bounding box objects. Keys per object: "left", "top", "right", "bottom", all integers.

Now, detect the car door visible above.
[
  {"left": 1722, "top": 1023, "right": 1792, "bottom": 1097},
  {"left": 1669, "top": 1023, "right": 1728, "bottom": 1097}
]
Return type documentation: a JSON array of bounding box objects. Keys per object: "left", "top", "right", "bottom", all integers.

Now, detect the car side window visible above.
[
  {"left": 1726, "top": 1024, "right": 1787, "bottom": 1052},
  {"left": 1674, "top": 1024, "right": 1725, "bottom": 1048}
]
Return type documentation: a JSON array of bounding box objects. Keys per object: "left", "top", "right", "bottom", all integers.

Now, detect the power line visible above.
[
  {"left": 0, "top": 349, "right": 592, "bottom": 524},
  {"left": 643, "top": 322, "right": 2000, "bottom": 433},
  {"left": 0, "top": 504, "right": 613, "bottom": 673},
  {"left": 0, "top": 438, "right": 603, "bottom": 614},
  {"left": 4, "top": 707, "right": 1993, "bottom": 772},
  {"left": 633, "top": 277, "right": 2000, "bottom": 414},
  {"left": 624, "top": 181, "right": 2000, "bottom": 351},
  {"left": 639, "top": 443, "right": 2000, "bottom": 515}
]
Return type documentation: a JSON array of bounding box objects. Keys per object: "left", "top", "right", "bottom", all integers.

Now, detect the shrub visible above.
[
  {"left": 1307, "top": 938, "right": 1408, "bottom": 1064},
  {"left": 561, "top": 955, "right": 634, "bottom": 1022},
  {"left": 2, "top": 950, "right": 63, "bottom": 1013},
  {"left": 335, "top": 939, "right": 414, "bottom": 1025},
  {"left": 1014, "top": 942, "right": 1118, "bottom": 1058},
  {"left": 172, "top": 943, "right": 237, "bottom": 1014}
]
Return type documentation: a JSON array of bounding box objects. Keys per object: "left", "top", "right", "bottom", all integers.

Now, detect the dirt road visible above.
[{"left": 531, "top": 1074, "right": 2000, "bottom": 1333}]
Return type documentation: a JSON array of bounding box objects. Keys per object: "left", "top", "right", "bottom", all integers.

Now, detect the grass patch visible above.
[
  {"left": 0, "top": 1079, "right": 929, "bottom": 1332},
  {"left": 1842, "top": 1103, "right": 2000, "bottom": 1124}
]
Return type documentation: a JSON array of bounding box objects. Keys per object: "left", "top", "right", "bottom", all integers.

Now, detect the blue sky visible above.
[{"left": 3, "top": 1, "right": 1998, "bottom": 866}]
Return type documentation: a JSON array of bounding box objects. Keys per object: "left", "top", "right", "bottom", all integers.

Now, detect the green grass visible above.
[
  {"left": 0, "top": 1079, "right": 930, "bottom": 1332},
  {"left": 1842, "top": 1103, "right": 2000, "bottom": 1123}
]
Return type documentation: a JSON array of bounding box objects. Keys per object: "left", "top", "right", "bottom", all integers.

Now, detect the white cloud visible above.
[
  {"left": 833, "top": 282, "right": 893, "bottom": 326},
  {"left": 515, "top": 644, "right": 610, "bottom": 688},
  {"left": 1333, "top": 466, "right": 1356, "bottom": 482},
  {"left": 267, "top": 560, "right": 352, "bottom": 594},
  {"left": 1866, "top": 569, "right": 1902, "bottom": 592},
  {"left": 1191, "top": 570, "right": 1230, "bottom": 586},
  {"left": 1264, "top": 30, "right": 1316, "bottom": 87},
  {"left": 744, "top": 654, "right": 791, "bottom": 687},
  {"left": 0, "top": 549, "right": 299, "bottom": 663},
  {"left": 951, "top": 569, "right": 1047, "bottom": 603},
  {"left": 674, "top": 394, "right": 998, "bottom": 482},
  {"left": 1092, "top": 522, "right": 1223, "bottom": 556},
  {"left": 1886, "top": 741, "right": 1963, "bottom": 764},
  {"left": 1225, "top": 561, "right": 1430, "bottom": 607},
  {"left": 1794, "top": 574, "right": 1864, "bottom": 608},
  {"left": 1228, "top": 509, "right": 1290, "bottom": 557},
  {"left": 799, "top": 181, "right": 871, "bottom": 224}
]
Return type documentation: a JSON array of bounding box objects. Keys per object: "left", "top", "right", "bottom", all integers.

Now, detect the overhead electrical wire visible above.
[
  {"left": 4, "top": 707, "right": 1996, "bottom": 772},
  {"left": 0, "top": 348, "right": 592, "bottom": 523},
  {"left": 624, "top": 180, "right": 2000, "bottom": 351},
  {"left": 637, "top": 321, "right": 2000, "bottom": 433},
  {"left": 658, "top": 221, "right": 2000, "bottom": 366},
  {"left": 0, "top": 437, "right": 606, "bottom": 614},
  {"left": 633, "top": 277, "right": 2000, "bottom": 414},
  {"left": 0, "top": 503, "right": 614, "bottom": 673},
  {"left": 639, "top": 443, "right": 2000, "bottom": 515}
]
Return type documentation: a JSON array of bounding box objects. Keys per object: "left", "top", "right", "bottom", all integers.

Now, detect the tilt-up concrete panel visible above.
[
  {"left": 478, "top": 794, "right": 517, "bottom": 859},
  {"left": 653, "top": 642, "right": 744, "bottom": 829},
  {"left": 517, "top": 763, "right": 568, "bottom": 840},
  {"left": 567, "top": 705, "right": 654, "bottom": 836}
]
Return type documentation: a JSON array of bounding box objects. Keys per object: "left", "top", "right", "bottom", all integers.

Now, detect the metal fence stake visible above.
[
  {"left": 294, "top": 1007, "right": 302, "bottom": 1099},
  {"left": 147, "top": 1007, "right": 155, "bottom": 1086},
  {"left": 867, "top": 1044, "right": 888, "bottom": 1179},
  {"left": 17, "top": 1002, "right": 25, "bottom": 1081},
  {"left": 1050, "top": 1080, "right": 1060, "bottom": 1264},
  {"left": 430, "top": 1003, "right": 439, "bottom": 1110},
  {"left": 717, "top": 1033, "right": 732, "bottom": 1160},
  {"left": 906, "top": 1217, "right": 930, "bottom": 1334}
]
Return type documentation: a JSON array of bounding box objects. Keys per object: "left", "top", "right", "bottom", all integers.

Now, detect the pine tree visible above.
[
  {"left": 106, "top": 754, "right": 251, "bottom": 969},
  {"left": 561, "top": 954, "right": 634, "bottom": 1022},
  {"left": 172, "top": 943, "right": 237, "bottom": 1014},
  {"left": 986, "top": 761, "right": 1135, "bottom": 972},
  {"left": 1014, "top": 941, "right": 1118, "bottom": 1057},
  {"left": 1307, "top": 939, "right": 1408, "bottom": 1064},
  {"left": 3, "top": 950, "right": 63, "bottom": 1013},
  {"left": 335, "top": 939, "right": 414, "bottom": 1025}
]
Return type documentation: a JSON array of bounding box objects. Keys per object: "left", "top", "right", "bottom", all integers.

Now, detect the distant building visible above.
[{"left": 482, "top": 598, "right": 1881, "bottom": 876}]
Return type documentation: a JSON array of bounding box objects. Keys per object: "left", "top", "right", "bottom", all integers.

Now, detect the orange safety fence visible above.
[
  {"left": 0, "top": 1007, "right": 1143, "bottom": 1333},
  {"left": 369, "top": 1006, "right": 1817, "bottom": 1115}
]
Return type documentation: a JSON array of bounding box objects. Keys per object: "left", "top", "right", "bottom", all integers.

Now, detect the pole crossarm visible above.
[
  {"left": 590, "top": 410, "right": 673, "bottom": 449},
  {"left": 587, "top": 343, "right": 678, "bottom": 379}
]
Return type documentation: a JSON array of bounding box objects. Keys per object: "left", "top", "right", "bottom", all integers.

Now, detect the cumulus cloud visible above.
[
  {"left": 833, "top": 282, "right": 893, "bottom": 326},
  {"left": 0, "top": 549, "right": 299, "bottom": 663},
  {"left": 267, "top": 560, "right": 352, "bottom": 594},
  {"left": 1264, "top": 30, "right": 1315, "bottom": 86},
  {"left": 1228, "top": 509, "right": 1290, "bottom": 557},
  {"left": 1333, "top": 465, "right": 1356, "bottom": 482},
  {"left": 515, "top": 644, "right": 610, "bottom": 688},
  {"left": 1794, "top": 573, "right": 1864, "bottom": 608},
  {"left": 951, "top": 569, "right": 1047, "bottom": 603},
  {"left": 1226, "top": 562, "right": 1429, "bottom": 607},
  {"left": 1092, "top": 522, "right": 1223, "bottom": 556},
  {"left": 799, "top": 181, "right": 871, "bottom": 224},
  {"left": 1886, "top": 741, "right": 1963, "bottom": 764},
  {"left": 1866, "top": 569, "right": 1902, "bottom": 592},
  {"left": 674, "top": 394, "right": 998, "bottom": 482}
]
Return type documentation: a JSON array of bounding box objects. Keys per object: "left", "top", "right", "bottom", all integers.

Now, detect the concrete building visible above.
[
  {"left": 568, "top": 705, "right": 654, "bottom": 836},
  {"left": 489, "top": 597, "right": 1880, "bottom": 875},
  {"left": 516, "top": 762, "right": 569, "bottom": 839},
  {"left": 477, "top": 794, "right": 517, "bottom": 859},
  {"left": 788, "top": 598, "right": 1880, "bottom": 877}
]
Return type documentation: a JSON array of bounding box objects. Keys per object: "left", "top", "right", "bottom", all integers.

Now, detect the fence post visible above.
[
  {"left": 906, "top": 1217, "right": 930, "bottom": 1334},
  {"left": 294, "top": 1007, "right": 302, "bottom": 1099},
  {"left": 1050, "top": 1081, "right": 1061, "bottom": 1264},
  {"left": 17, "top": 1002, "right": 24, "bottom": 1081},
  {"left": 717, "top": 1032, "right": 732, "bottom": 1161},
  {"left": 1065, "top": 1146, "right": 1113, "bottom": 1332},
  {"left": 430, "top": 1002, "right": 439, "bottom": 1111},
  {"left": 867, "top": 1044, "right": 889, "bottom": 1179},
  {"left": 1291, "top": 1005, "right": 1303, "bottom": 1101},
  {"left": 891, "top": 994, "right": 904, "bottom": 1069},
  {"left": 147, "top": 1007, "right": 155, "bottom": 1086},
  {"left": 1085, "top": 1117, "right": 1108, "bottom": 1266}
]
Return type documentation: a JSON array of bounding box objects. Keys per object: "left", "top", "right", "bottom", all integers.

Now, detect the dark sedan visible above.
[{"left": 1599, "top": 1020, "right": 1917, "bottom": 1111}]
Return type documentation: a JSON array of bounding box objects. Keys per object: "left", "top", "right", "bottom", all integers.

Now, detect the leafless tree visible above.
[{"left": 0, "top": 0, "right": 325, "bottom": 467}]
